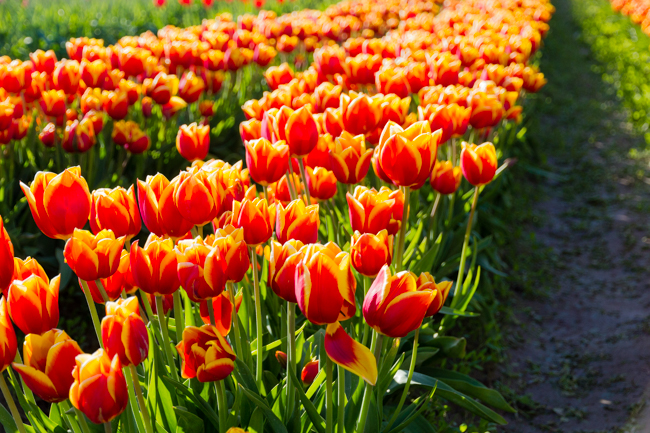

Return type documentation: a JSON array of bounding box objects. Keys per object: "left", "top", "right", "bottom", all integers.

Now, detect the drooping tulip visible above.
[
  {"left": 102, "top": 297, "right": 149, "bottom": 367},
  {"left": 460, "top": 142, "right": 498, "bottom": 186},
  {"left": 7, "top": 272, "right": 60, "bottom": 335},
  {"left": 63, "top": 229, "right": 125, "bottom": 282},
  {"left": 176, "top": 325, "right": 236, "bottom": 382},
  {"left": 275, "top": 200, "right": 319, "bottom": 245},
  {"left": 90, "top": 186, "right": 141, "bottom": 241},
  {"left": 130, "top": 234, "right": 180, "bottom": 296}
]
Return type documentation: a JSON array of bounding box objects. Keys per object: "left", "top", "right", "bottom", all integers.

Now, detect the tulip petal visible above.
[{"left": 325, "top": 322, "right": 377, "bottom": 385}]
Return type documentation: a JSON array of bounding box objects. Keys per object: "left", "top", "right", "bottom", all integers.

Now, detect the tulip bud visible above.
[
  {"left": 176, "top": 325, "right": 236, "bottom": 382},
  {"left": 301, "top": 360, "right": 319, "bottom": 385},
  {"left": 177, "top": 123, "right": 210, "bottom": 162},
  {"left": 102, "top": 297, "right": 149, "bottom": 367},
  {"left": 141, "top": 96, "right": 153, "bottom": 118},
  {"left": 275, "top": 351, "right": 288, "bottom": 369},
  {"left": 39, "top": 123, "right": 57, "bottom": 147},
  {"left": 430, "top": 160, "right": 461, "bottom": 195}
]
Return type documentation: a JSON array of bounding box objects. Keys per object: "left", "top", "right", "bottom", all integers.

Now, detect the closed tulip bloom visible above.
[
  {"left": 101, "top": 297, "right": 149, "bottom": 367},
  {"left": 295, "top": 242, "right": 356, "bottom": 325},
  {"left": 304, "top": 133, "right": 333, "bottom": 170},
  {"left": 199, "top": 294, "right": 235, "bottom": 336},
  {"left": 314, "top": 83, "right": 342, "bottom": 113},
  {"left": 39, "top": 89, "right": 66, "bottom": 118},
  {"left": 104, "top": 90, "right": 129, "bottom": 120},
  {"left": 340, "top": 92, "right": 382, "bottom": 136},
  {"left": 179, "top": 71, "right": 206, "bottom": 104},
  {"left": 53, "top": 60, "right": 80, "bottom": 94},
  {"left": 305, "top": 167, "right": 337, "bottom": 201},
  {"left": 460, "top": 142, "right": 498, "bottom": 186},
  {"left": 284, "top": 106, "right": 319, "bottom": 158},
  {"left": 174, "top": 170, "right": 222, "bottom": 227},
  {"left": 363, "top": 265, "right": 437, "bottom": 338},
  {"left": 346, "top": 186, "right": 396, "bottom": 235},
  {"left": 177, "top": 123, "right": 210, "bottom": 162},
  {"left": 375, "top": 67, "right": 411, "bottom": 98},
  {"left": 431, "top": 160, "right": 462, "bottom": 195},
  {"left": 324, "top": 321, "right": 377, "bottom": 385},
  {"left": 39, "top": 123, "right": 56, "bottom": 148},
  {"left": 378, "top": 121, "right": 441, "bottom": 189},
  {"left": 269, "top": 239, "right": 304, "bottom": 303},
  {"left": 276, "top": 200, "right": 319, "bottom": 245},
  {"left": 90, "top": 186, "right": 141, "bottom": 241},
  {"left": 264, "top": 63, "right": 294, "bottom": 90},
  {"left": 0, "top": 298, "right": 16, "bottom": 372},
  {"left": 301, "top": 360, "right": 319, "bottom": 385},
  {"left": 12, "top": 329, "right": 83, "bottom": 402},
  {"left": 275, "top": 350, "right": 288, "bottom": 369},
  {"left": 136, "top": 174, "right": 193, "bottom": 239},
  {"left": 329, "top": 131, "right": 373, "bottom": 185},
  {"left": 232, "top": 198, "right": 274, "bottom": 246},
  {"left": 8, "top": 272, "right": 60, "bottom": 335},
  {"left": 20, "top": 167, "right": 91, "bottom": 240},
  {"left": 239, "top": 119, "right": 262, "bottom": 143},
  {"left": 0, "top": 219, "right": 14, "bottom": 295},
  {"left": 418, "top": 104, "right": 455, "bottom": 144},
  {"left": 176, "top": 237, "right": 218, "bottom": 302},
  {"left": 162, "top": 96, "right": 188, "bottom": 119},
  {"left": 64, "top": 229, "right": 125, "bottom": 281},
  {"left": 206, "top": 225, "right": 250, "bottom": 285},
  {"left": 70, "top": 349, "right": 128, "bottom": 424},
  {"left": 176, "top": 325, "right": 236, "bottom": 382},
  {"left": 469, "top": 92, "right": 503, "bottom": 130},
  {"left": 245, "top": 138, "right": 289, "bottom": 186},
  {"left": 130, "top": 234, "right": 180, "bottom": 296},
  {"left": 350, "top": 230, "right": 393, "bottom": 277},
  {"left": 147, "top": 72, "right": 179, "bottom": 105},
  {"left": 80, "top": 59, "right": 107, "bottom": 88},
  {"left": 83, "top": 250, "right": 134, "bottom": 303},
  {"left": 30, "top": 49, "right": 57, "bottom": 74},
  {"left": 417, "top": 273, "right": 453, "bottom": 317}
]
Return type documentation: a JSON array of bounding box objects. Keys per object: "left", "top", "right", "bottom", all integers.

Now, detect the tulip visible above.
[
  {"left": 301, "top": 360, "right": 319, "bottom": 385},
  {"left": 176, "top": 237, "right": 219, "bottom": 302},
  {"left": 53, "top": 60, "right": 80, "bottom": 94},
  {"left": 340, "top": 92, "right": 382, "bottom": 136},
  {"left": 268, "top": 239, "right": 304, "bottom": 303},
  {"left": 80, "top": 59, "right": 107, "bottom": 88},
  {"left": 430, "top": 160, "right": 462, "bottom": 195},
  {"left": 305, "top": 167, "right": 337, "bottom": 201},
  {"left": 12, "top": 329, "right": 83, "bottom": 402},
  {"left": 304, "top": 133, "right": 333, "bottom": 170},
  {"left": 90, "top": 186, "right": 141, "bottom": 241},
  {"left": 245, "top": 138, "right": 289, "bottom": 186},
  {"left": 284, "top": 106, "right": 319, "bottom": 158},
  {"left": 346, "top": 186, "right": 396, "bottom": 235},
  {"left": 375, "top": 67, "right": 411, "bottom": 98},
  {"left": 39, "top": 123, "right": 56, "bottom": 147},
  {"left": 7, "top": 272, "right": 60, "bottom": 335},
  {"left": 162, "top": 96, "right": 188, "bottom": 119},
  {"left": 276, "top": 200, "right": 319, "bottom": 245},
  {"left": 324, "top": 321, "right": 377, "bottom": 385},
  {"left": 0, "top": 219, "right": 14, "bottom": 296},
  {"left": 231, "top": 198, "right": 275, "bottom": 246},
  {"left": 102, "top": 297, "right": 149, "bottom": 367},
  {"left": 199, "top": 101, "right": 215, "bottom": 118},
  {"left": 254, "top": 43, "right": 277, "bottom": 67},
  {"left": 265, "top": 63, "right": 294, "bottom": 90},
  {"left": 39, "top": 90, "right": 66, "bottom": 117},
  {"left": 295, "top": 243, "right": 356, "bottom": 325},
  {"left": 239, "top": 119, "right": 262, "bottom": 143},
  {"left": 418, "top": 104, "right": 455, "bottom": 144},
  {"left": 179, "top": 71, "right": 206, "bottom": 104},
  {"left": 30, "top": 49, "right": 57, "bottom": 74},
  {"left": 322, "top": 108, "right": 344, "bottom": 138},
  {"left": 313, "top": 83, "right": 342, "bottom": 113},
  {"left": 137, "top": 173, "right": 194, "bottom": 239},
  {"left": 174, "top": 170, "right": 222, "bottom": 227},
  {"left": 273, "top": 173, "right": 302, "bottom": 204},
  {"left": 350, "top": 230, "right": 393, "bottom": 277},
  {"left": 460, "top": 142, "right": 498, "bottom": 186},
  {"left": 469, "top": 92, "right": 503, "bottom": 130},
  {"left": 64, "top": 229, "right": 125, "bottom": 282},
  {"left": 206, "top": 226, "right": 250, "bottom": 285},
  {"left": 70, "top": 349, "right": 128, "bottom": 424},
  {"left": 198, "top": 294, "right": 234, "bottom": 336},
  {"left": 0, "top": 298, "right": 16, "bottom": 372},
  {"left": 418, "top": 273, "right": 452, "bottom": 317},
  {"left": 20, "top": 167, "right": 91, "bottom": 240},
  {"left": 83, "top": 250, "right": 134, "bottom": 303},
  {"left": 177, "top": 123, "right": 210, "bottom": 162},
  {"left": 126, "top": 125, "right": 151, "bottom": 154},
  {"left": 104, "top": 90, "right": 129, "bottom": 120},
  {"left": 176, "top": 325, "right": 236, "bottom": 382},
  {"left": 130, "top": 234, "right": 180, "bottom": 296},
  {"left": 147, "top": 72, "right": 179, "bottom": 105},
  {"left": 363, "top": 265, "right": 437, "bottom": 338},
  {"left": 112, "top": 120, "right": 129, "bottom": 146},
  {"left": 329, "top": 131, "right": 373, "bottom": 185},
  {"left": 275, "top": 351, "right": 288, "bottom": 369}
]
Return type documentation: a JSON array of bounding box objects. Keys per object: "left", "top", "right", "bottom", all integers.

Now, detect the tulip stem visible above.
[
  {"left": 123, "top": 365, "right": 148, "bottom": 433},
  {"left": 250, "top": 248, "right": 264, "bottom": 392},
  {"left": 129, "top": 364, "right": 154, "bottom": 433},
  {"left": 451, "top": 186, "right": 480, "bottom": 309},
  {"left": 336, "top": 364, "right": 345, "bottom": 433},
  {"left": 173, "top": 291, "right": 185, "bottom": 344},
  {"left": 95, "top": 280, "right": 110, "bottom": 303},
  {"left": 385, "top": 328, "right": 419, "bottom": 430},
  {"left": 285, "top": 302, "right": 296, "bottom": 422},
  {"left": 227, "top": 282, "right": 243, "bottom": 360},
  {"left": 285, "top": 168, "right": 298, "bottom": 201},
  {"left": 297, "top": 158, "right": 311, "bottom": 204},
  {"left": 263, "top": 187, "right": 270, "bottom": 204},
  {"left": 428, "top": 193, "right": 441, "bottom": 244},
  {"left": 104, "top": 422, "right": 111, "bottom": 433},
  {"left": 394, "top": 186, "right": 410, "bottom": 272},
  {"left": 215, "top": 380, "right": 227, "bottom": 433},
  {"left": 325, "top": 355, "right": 333, "bottom": 433},
  {"left": 0, "top": 371, "right": 27, "bottom": 433},
  {"left": 73, "top": 407, "right": 92, "bottom": 433},
  {"left": 207, "top": 298, "right": 217, "bottom": 327},
  {"left": 356, "top": 331, "right": 381, "bottom": 433},
  {"left": 197, "top": 225, "right": 203, "bottom": 239},
  {"left": 156, "top": 295, "right": 180, "bottom": 382},
  {"left": 80, "top": 280, "right": 103, "bottom": 347}
]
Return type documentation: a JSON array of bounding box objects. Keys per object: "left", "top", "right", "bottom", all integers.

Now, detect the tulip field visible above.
[{"left": 0, "top": 0, "right": 556, "bottom": 432}]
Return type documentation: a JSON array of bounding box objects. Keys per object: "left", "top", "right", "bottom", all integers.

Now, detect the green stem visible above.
[
  {"left": 337, "top": 364, "right": 345, "bottom": 433},
  {"left": 394, "top": 187, "right": 410, "bottom": 272},
  {"left": 450, "top": 186, "right": 480, "bottom": 308},
  {"left": 325, "top": 355, "right": 333, "bottom": 433},
  {"left": 215, "top": 380, "right": 227, "bottom": 433},
  {"left": 140, "top": 289, "right": 155, "bottom": 323},
  {"left": 95, "top": 280, "right": 109, "bottom": 303},
  {"left": 123, "top": 365, "right": 147, "bottom": 433},
  {"left": 173, "top": 291, "right": 185, "bottom": 344},
  {"left": 285, "top": 168, "right": 297, "bottom": 201},
  {"left": 0, "top": 372, "right": 27, "bottom": 433},
  {"left": 60, "top": 400, "right": 87, "bottom": 433},
  {"left": 361, "top": 276, "right": 371, "bottom": 347},
  {"left": 385, "top": 328, "right": 419, "bottom": 430},
  {"left": 286, "top": 302, "right": 296, "bottom": 421},
  {"left": 129, "top": 365, "right": 154, "bottom": 433},
  {"left": 227, "top": 282, "right": 243, "bottom": 360},
  {"left": 57, "top": 401, "right": 81, "bottom": 433},
  {"left": 80, "top": 280, "right": 103, "bottom": 346},
  {"left": 104, "top": 422, "right": 111, "bottom": 433},
  {"left": 197, "top": 225, "right": 203, "bottom": 239},
  {"left": 297, "top": 158, "right": 311, "bottom": 204},
  {"left": 250, "top": 248, "right": 264, "bottom": 391},
  {"left": 156, "top": 296, "right": 180, "bottom": 382},
  {"left": 73, "top": 407, "right": 92, "bottom": 433},
  {"left": 428, "top": 193, "right": 441, "bottom": 244},
  {"left": 356, "top": 332, "right": 381, "bottom": 433}
]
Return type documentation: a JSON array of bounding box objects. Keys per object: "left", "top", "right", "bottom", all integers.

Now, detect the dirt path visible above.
[{"left": 500, "top": 0, "right": 650, "bottom": 431}]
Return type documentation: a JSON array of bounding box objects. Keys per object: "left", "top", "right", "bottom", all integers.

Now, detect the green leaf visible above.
[
  {"left": 174, "top": 407, "right": 205, "bottom": 433},
  {"left": 438, "top": 307, "right": 479, "bottom": 317},
  {"left": 161, "top": 377, "right": 220, "bottom": 430},
  {"left": 0, "top": 404, "right": 18, "bottom": 433},
  {"left": 286, "top": 366, "right": 326, "bottom": 433},
  {"left": 238, "top": 385, "right": 288, "bottom": 433},
  {"left": 247, "top": 408, "right": 265, "bottom": 433}
]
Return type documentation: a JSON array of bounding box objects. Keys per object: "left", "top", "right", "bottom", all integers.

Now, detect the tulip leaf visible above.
[
  {"left": 0, "top": 403, "right": 20, "bottom": 433},
  {"left": 286, "top": 366, "right": 326, "bottom": 433},
  {"left": 247, "top": 407, "right": 265, "bottom": 433},
  {"left": 385, "top": 389, "right": 436, "bottom": 433},
  {"left": 174, "top": 407, "right": 205, "bottom": 433},
  {"left": 411, "top": 242, "right": 440, "bottom": 275},
  {"left": 423, "top": 336, "right": 466, "bottom": 359},
  {"left": 55, "top": 248, "right": 73, "bottom": 290},
  {"left": 438, "top": 307, "right": 479, "bottom": 317},
  {"left": 388, "top": 371, "right": 508, "bottom": 425},
  {"left": 238, "top": 384, "right": 288, "bottom": 433},
  {"left": 233, "top": 358, "right": 260, "bottom": 394},
  {"left": 161, "top": 377, "right": 220, "bottom": 430}
]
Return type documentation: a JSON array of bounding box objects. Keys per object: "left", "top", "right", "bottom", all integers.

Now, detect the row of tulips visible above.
[
  {"left": 0, "top": 1, "right": 553, "bottom": 433},
  {"left": 610, "top": 0, "right": 650, "bottom": 35}
]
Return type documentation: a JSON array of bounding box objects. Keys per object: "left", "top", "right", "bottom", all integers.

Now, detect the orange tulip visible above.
[
  {"left": 340, "top": 92, "right": 382, "bottom": 136},
  {"left": 162, "top": 96, "right": 188, "bottom": 119},
  {"left": 173, "top": 170, "right": 222, "bottom": 227},
  {"left": 269, "top": 239, "right": 304, "bottom": 303},
  {"left": 70, "top": 349, "right": 128, "bottom": 424},
  {"left": 30, "top": 49, "right": 57, "bottom": 74},
  {"left": 232, "top": 198, "right": 275, "bottom": 246},
  {"left": 177, "top": 123, "right": 210, "bottom": 162},
  {"left": 39, "top": 89, "right": 66, "bottom": 117},
  {"left": 324, "top": 321, "right": 377, "bottom": 385},
  {"left": 375, "top": 67, "right": 411, "bottom": 98},
  {"left": 83, "top": 250, "right": 134, "bottom": 303},
  {"left": 313, "top": 82, "right": 342, "bottom": 113},
  {"left": 265, "top": 63, "right": 294, "bottom": 90},
  {"left": 147, "top": 72, "right": 179, "bottom": 105},
  {"left": 7, "top": 272, "right": 60, "bottom": 335},
  {"left": 90, "top": 186, "right": 141, "bottom": 241},
  {"left": 276, "top": 199, "right": 320, "bottom": 245},
  {"left": 206, "top": 225, "right": 250, "bottom": 285},
  {"left": 12, "top": 329, "right": 83, "bottom": 403},
  {"left": 64, "top": 229, "right": 125, "bottom": 282},
  {"left": 239, "top": 118, "right": 262, "bottom": 143},
  {"left": 329, "top": 131, "right": 373, "bottom": 185},
  {"left": 301, "top": 360, "right": 319, "bottom": 385},
  {"left": 0, "top": 219, "right": 14, "bottom": 295},
  {"left": 305, "top": 133, "right": 333, "bottom": 170},
  {"left": 199, "top": 293, "right": 236, "bottom": 336},
  {"left": 102, "top": 297, "right": 149, "bottom": 367},
  {"left": 350, "top": 230, "right": 393, "bottom": 277},
  {"left": 273, "top": 173, "right": 302, "bottom": 205},
  {"left": 295, "top": 243, "right": 356, "bottom": 325},
  {"left": 275, "top": 350, "right": 288, "bottom": 369},
  {"left": 364, "top": 265, "right": 445, "bottom": 338},
  {"left": 460, "top": 142, "right": 498, "bottom": 186},
  {"left": 130, "top": 234, "right": 180, "bottom": 296},
  {"left": 176, "top": 325, "right": 236, "bottom": 382},
  {"left": 305, "top": 167, "right": 337, "bottom": 201},
  {"left": 346, "top": 186, "right": 396, "bottom": 235},
  {"left": 418, "top": 104, "right": 455, "bottom": 144},
  {"left": 245, "top": 138, "right": 289, "bottom": 186},
  {"left": 176, "top": 237, "right": 219, "bottom": 302},
  {"left": 53, "top": 60, "right": 80, "bottom": 94},
  {"left": 468, "top": 92, "right": 503, "bottom": 129},
  {"left": 20, "top": 167, "right": 91, "bottom": 240},
  {"left": 284, "top": 106, "right": 319, "bottom": 158},
  {"left": 179, "top": 71, "right": 206, "bottom": 104},
  {"left": 103, "top": 90, "right": 129, "bottom": 120},
  {"left": 430, "top": 160, "right": 462, "bottom": 195},
  {"left": 137, "top": 173, "right": 194, "bottom": 239},
  {"left": 419, "top": 273, "right": 452, "bottom": 317},
  {"left": 0, "top": 298, "right": 16, "bottom": 372}
]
